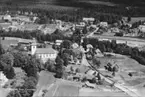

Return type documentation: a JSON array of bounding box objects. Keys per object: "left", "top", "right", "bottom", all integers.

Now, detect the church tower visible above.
[{"left": 31, "top": 42, "right": 37, "bottom": 55}]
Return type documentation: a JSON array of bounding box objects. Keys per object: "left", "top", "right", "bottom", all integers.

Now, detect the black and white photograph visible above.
[{"left": 0, "top": 0, "right": 145, "bottom": 97}]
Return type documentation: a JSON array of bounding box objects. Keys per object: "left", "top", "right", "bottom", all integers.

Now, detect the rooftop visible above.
[{"left": 36, "top": 48, "right": 58, "bottom": 54}]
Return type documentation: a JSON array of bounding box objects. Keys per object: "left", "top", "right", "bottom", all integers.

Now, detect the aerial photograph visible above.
[{"left": 0, "top": 0, "right": 145, "bottom": 97}]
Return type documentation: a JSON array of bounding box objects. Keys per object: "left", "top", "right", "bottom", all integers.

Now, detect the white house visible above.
[
  {"left": 138, "top": 25, "right": 145, "bottom": 32},
  {"left": 55, "top": 40, "right": 63, "bottom": 46},
  {"left": 3, "top": 15, "right": 12, "bottom": 21},
  {"left": 100, "top": 22, "right": 108, "bottom": 27},
  {"left": 0, "top": 72, "right": 8, "bottom": 87},
  {"left": 83, "top": 17, "right": 95, "bottom": 22},
  {"left": 31, "top": 42, "right": 58, "bottom": 63}
]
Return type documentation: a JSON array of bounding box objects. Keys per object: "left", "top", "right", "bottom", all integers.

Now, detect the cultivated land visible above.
[{"left": 97, "top": 54, "right": 145, "bottom": 96}]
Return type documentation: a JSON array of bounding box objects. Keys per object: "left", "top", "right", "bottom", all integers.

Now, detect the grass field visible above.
[
  {"left": 98, "top": 54, "right": 145, "bottom": 87},
  {"left": 44, "top": 79, "right": 80, "bottom": 97}
]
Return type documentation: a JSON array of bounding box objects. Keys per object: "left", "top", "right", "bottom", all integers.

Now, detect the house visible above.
[
  {"left": 111, "top": 27, "right": 120, "bottom": 33},
  {"left": 83, "top": 81, "right": 96, "bottom": 88},
  {"left": 3, "top": 15, "right": 12, "bottom": 21},
  {"left": 95, "top": 49, "right": 104, "bottom": 57},
  {"left": 100, "top": 22, "right": 108, "bottom": 27},
  {"left": 86, "top": 44, "right": 93, "bottom": 50},
  {"left": 83, "top": 17, "right": 95, "bottom": 22},
  {"left": 31, "top": 42, "right": 58, "bottom": 63},
  {"left": 86, "top": 69, "right": 96, "bottom": 76},
  {"left": 138, "top": 25, "right": 145, "bottom": 32},
  {"left": 0, "top": 72, "right": 8, "bottom": 87},
  {"left": 72, "top": 43, "right": 79, "bottom": 49},
  {"left": 55, "top": 40, "right": 63, "bottom": 46}
]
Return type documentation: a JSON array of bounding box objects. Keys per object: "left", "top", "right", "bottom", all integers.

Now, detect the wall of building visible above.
[{"left": 37, "top": 53, "right": 57, "bottom": 63}]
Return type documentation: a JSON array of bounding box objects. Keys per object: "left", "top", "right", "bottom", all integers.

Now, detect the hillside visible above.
[{"left": 0, "top": 0, "right": 145, "bottom": 16}]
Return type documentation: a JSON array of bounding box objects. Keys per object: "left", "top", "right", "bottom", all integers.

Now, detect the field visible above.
[
  {"left": 98, "top": 54, "right": 145, "bottom": 86},
  {"left": 123, "top": 17, "right": 145, "bottom": 24},
  {"left": 44, "top": 79, "right": 80, "bottom": 97},
  {"left": 79, "top": 88, "right": 130, "bottom": 97}
]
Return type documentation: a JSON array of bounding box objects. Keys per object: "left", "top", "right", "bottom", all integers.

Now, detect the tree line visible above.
[{"left": 82, "top": 38, "right": 145, "bottom": 66}]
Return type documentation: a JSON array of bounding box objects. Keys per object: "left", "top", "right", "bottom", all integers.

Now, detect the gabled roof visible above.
[{"left": 36, "top": 48, "right": 57, "bottom": 54}]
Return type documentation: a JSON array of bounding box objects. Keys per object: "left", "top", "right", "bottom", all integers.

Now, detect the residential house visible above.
[
  {"left": 55, "top": 40, "right": 63, "bottom": 46},
  {"left": 72, "top": 43, "right": 79, "bottom": 49},
  {"left": 3, "top": 15, "right": 12, "bottom": 22},
  {"left": 0, "top": 72, "right": 8, "bottom": 87},
  {"left": 100, "top": 22, "right": 108, "bottom": 27},
  {"left": 138, "top": 25, "right": 145, "bottom": 32},
  {"left": 31, "top": 42, "right": 58, "bottom": 63},
  {"left": 83, "top": 17, "right": 95, "bottom": 23},
  {"left": 95, "top": 49, "right": 104, "bottom": 57},
  {"left": 111, "top": 27, "right": 120, "bottom": 33}
]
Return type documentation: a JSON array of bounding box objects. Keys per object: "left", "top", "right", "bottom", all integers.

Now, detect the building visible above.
[
  {"left": 0, "top": 72, "right": 8, "bottom": 87},
  {"left": 55, "top": 40, "right": 63, "bottom": 46},
  {"left": 31, "top": 42, "right": 58, "bottom": 63},
  {"left": 100, "top": 22, "right": 108, "bottom": 27},
  {"left": 3, "top": 15, "right": 12, "bottom": 21},
  {"left": 83, "top": 18, "right": 95, "bottom": 22},
  {"left": 138, "top": 25, "right": 145, "bottom": 32}
]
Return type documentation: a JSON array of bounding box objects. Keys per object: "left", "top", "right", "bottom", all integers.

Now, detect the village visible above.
[{"left": 0, "top": 10, "right": 145, "bottom": 97}]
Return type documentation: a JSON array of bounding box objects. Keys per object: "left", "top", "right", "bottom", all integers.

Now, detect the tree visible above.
[
  {"left": 23, "top": 77, "right": 37, "bottom": 89},
  {"left": 0, "top": 53, "right": 14, "bottom": 67},
  {"left": 3, "top": 67, "right": 15, "bottom": 79},
  {"left": 21, "top": 56, "right": 39, "bottom": 79},
  {"left": 62, "top": 53, "right": 70, "bottom": 66},
  {"left": 61, "top": 40, "right": 72, "bottom": 49},
  {"left": 92, "top": 57, "right": 101, "bottom": 68},
  {"left": 44, "top": 59, "right": 55, "bottom": 72},
  {"left": 0, "top": 43, "right": 5, "bottom": 55},
  {"left": 55, "top": 64, "right": 65, "bottom": 78},
  {"left": 11, "top": 51, "right": 27, "bottom": 67},
  {"left": 82, "top": 26, "right": 88, "bottom": 34},
  {"left": 75, "top": 68, "right": 80, "bottom": 73},
  {"left": 7, "top": 90, "right": 21, "bottom": 97}
]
